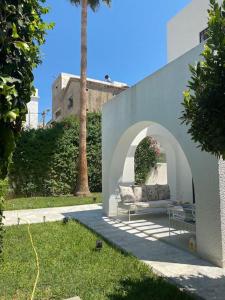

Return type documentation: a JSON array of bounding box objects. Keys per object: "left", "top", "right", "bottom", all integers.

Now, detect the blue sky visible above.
[{"left": 34, "top": 0, "right": 191, "bottom": 122}]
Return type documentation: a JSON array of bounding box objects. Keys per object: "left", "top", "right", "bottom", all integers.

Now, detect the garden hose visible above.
[{"left": 20, "top": 218, "right": 40, "bottom": 300}]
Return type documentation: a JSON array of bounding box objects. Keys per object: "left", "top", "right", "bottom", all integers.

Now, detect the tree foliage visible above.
[
  {"left": 0, "top": 0, "right": 53, "bottom": 258},
  {"left": 69, "top": 0, "right": 111, "bottom": 11},
  {"left": 181, "top": 0, "right": 225, "bottom": 158},
  {"left": 0, "top": 0, "right": 53, "bottom": 179},
  {"left": 135, "top": 137, "right": 160, "bottom": 185},
  {"left": 9, "top": 114, "right": 102, "bottom": 196}
]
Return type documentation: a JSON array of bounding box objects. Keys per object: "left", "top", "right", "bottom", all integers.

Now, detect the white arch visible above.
[
  {"left": 123, "top": 123, "right": 193, "bottom": 203},
  {"left": 110, "top": 122, "right": 193, "bottom": 208},
  {"left": 102, "top": 44, "right": 225, "bottom": 267}
]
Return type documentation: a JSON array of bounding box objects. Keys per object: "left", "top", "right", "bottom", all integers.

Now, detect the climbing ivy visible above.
[
  {"left": 135, "top": 137, "right": 160, "bottom": 185},
  {"left": 0, "top": 0, "right": 53, "bottom": 257}
]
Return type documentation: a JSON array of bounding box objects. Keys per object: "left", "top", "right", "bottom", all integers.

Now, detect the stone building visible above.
[{"left": 52, "top": 73, "right": 128, "bottom": 122}]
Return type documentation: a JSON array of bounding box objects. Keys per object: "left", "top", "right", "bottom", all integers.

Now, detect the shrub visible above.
[
  {"left": 0, "top": 179, "right": 8, "bottom": 258},
  {"left": 9, "top": 113, "right": 160, "bottom": 196},
  {"left": 0, "top": 0, "right": 53, "bottom": 259},
  {"left": 0, "top": 0, "right": 53, "bottom": 179},
  {"left": 9, "top": 113, "right": 101, "bottom": 196},
  {"left": 181, "top": 0, "right": 225, "bottom": 158}
]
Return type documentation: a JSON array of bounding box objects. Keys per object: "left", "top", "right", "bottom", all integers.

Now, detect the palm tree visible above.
[{"left": 70, "top": 0, "right": 111, "bottom": 196}]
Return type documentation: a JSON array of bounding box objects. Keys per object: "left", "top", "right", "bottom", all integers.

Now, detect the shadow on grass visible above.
[{"left": 107, "top": 277, "right": 195, "bottom": 300}]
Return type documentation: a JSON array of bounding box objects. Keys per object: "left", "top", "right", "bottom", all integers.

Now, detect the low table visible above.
[{"left": 168, "top": 204, "right": 196, "bottom": 236}]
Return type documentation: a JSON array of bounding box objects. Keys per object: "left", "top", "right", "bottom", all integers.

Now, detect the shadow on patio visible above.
[
  {"left": 62, "top": 209, "right": 225, "bottom": 300},
  {"left": 63, "top": 209, "right": 210, "bottom": 267}
]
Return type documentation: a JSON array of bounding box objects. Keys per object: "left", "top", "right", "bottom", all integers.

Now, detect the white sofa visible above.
[{"left": 118, "top": 184, "right": 173, "bottom": 220}]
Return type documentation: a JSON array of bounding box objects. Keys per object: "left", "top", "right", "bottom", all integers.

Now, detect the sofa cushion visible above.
[
  {"left": 118, "top": 202, "right": 137, "bottom": 210},
  {"left": 157, "top": 184, "right": 170, "bottom": 200},
  {"left": 135, "top": 200, "right": 172, "bottom": 209},
  {"left": 149, "top": 199, "right": 171, "bottom": 208},
  {"left": 133, "top": 186, "right": 142, "bottom": 202},
  {"left": 119, "top": 186, "right": 135, "bottom": 203},
  {"left": 145, "top": 185, "right": 158, "bottom": 201},
  {"left": 133, "top": 185, "right": 148, "bottom": 202}
]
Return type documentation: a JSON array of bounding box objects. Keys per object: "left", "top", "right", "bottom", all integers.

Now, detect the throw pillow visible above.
[
  {"left": 157, "top": 184, "right": 170, "bottom": 200},
  {"left": 146, "top": 185, "right": 158, "bottom": 201},
  {"left": 119, "top": 186, "right": 135, "bottom": 203},
  {"left": 133, "top": 186, "right": 144, "bottom": 202}
]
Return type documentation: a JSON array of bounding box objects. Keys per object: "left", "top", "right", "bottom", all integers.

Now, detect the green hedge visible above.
[
  {"left": 9, "top": 113, "right": 159, "bottom": 197},
  {"left": 9, "top": 113, "right": 101, "bottom": 196}
]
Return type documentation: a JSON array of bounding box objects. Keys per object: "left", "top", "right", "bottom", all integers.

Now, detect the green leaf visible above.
[
  {"left": 14, "top": 41, "right": 30, "bottom": 52},
  {"left": 12, "top": 23, "right": 19, "bottom": 39}
]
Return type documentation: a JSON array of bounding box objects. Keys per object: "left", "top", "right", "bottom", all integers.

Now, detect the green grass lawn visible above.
[
  {"left": 4, "top": 193, "right": 102, "bottom": 211},
  {"left": 0, "top": 221, "right": 193, "bottom": 300}
]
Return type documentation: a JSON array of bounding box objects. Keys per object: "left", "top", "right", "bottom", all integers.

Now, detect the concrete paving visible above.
[
  {"left": 67, "top": 209, "right": 225, "bottom": 300},
  {"left": 3, "top": 204, "right": 102, "bottom": 226}
]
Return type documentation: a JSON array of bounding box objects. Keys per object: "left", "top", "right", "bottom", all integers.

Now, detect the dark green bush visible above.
[
  {"left": 0, "top": 179, "right": 8, "bottom": 257},
  {"left": 0, "top": 179, "right": 8, "bottom": 198},
  {"left": 9, "top": 113, "right": 159, "bottom": 196},
  {"left": 9, "top": 113, "right": 101, "bottom": 196},
  {"left": 181, "top": 0, "right": 225, "bottom": 158},
  {"left": 0, "top": 0, "right": 52, "bottom": 259}
]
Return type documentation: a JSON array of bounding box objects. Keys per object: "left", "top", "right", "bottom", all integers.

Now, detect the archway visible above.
[
  {"left": 102, "top": 43, "right": 225, "bottom": 267},
  {"left": 105, "top": 122, "right": 193, "bottom": 216}
]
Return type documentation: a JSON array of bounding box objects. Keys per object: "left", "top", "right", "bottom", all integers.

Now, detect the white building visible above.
[
  {"left": 102, "top": 0, "right": 225, "bottom": 268},
  {"left": 25, "top": 89, "right": 39, "bottom": 129},
  {"left": 167, "top": 0, "right": 223, "bottom": 62}
]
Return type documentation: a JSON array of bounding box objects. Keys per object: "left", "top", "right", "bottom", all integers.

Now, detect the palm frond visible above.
[
  {"left": 69, "top": 0, "right": 111, "bottom": 11},
  {"left": 69, "top": 0, "right": 81, "bottom": 6},
  {"left": 102, "top": 0, "right": 111, "bottom": 6}
]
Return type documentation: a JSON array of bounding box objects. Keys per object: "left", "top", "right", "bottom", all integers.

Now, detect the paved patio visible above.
[
  {"left": 63, "top": 209, "right": 225, "bottom": 300},
  {"left": 118, "top": 214, "right": 195, "bottom": 253}
]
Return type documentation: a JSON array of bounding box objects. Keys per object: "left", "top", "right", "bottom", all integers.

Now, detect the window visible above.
[
  {"left": 68, "top": 96, "right": 73, "bottom": 109},
  {"left": 200, "top": 28, "right": 208, "bottom": 43}
]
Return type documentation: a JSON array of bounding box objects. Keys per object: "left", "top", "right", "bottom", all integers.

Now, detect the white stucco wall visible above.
[
  {"left": 146, "top": 163, "right": 168, "bottom": 185},
  {"left": 25, "top": 89, "right": 39, "bottom": 129},
  {"left": 102, "top": 44, "right": 225, "bottom": 267},
  {"left": 167, "top": 0, "right": 223, "bottom": 62}
]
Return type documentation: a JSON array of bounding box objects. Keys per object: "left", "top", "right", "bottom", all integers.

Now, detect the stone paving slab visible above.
[
  {"left": 3, "top": 204, "right": 102, "bottom": 226},
  {"left": 71, "top": 210, "right": 225, "bottom": 300}
]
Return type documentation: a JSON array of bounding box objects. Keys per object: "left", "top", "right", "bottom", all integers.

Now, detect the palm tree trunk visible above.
[{"left": 76, "top": 0, "right": 90, "bottom": 196}]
